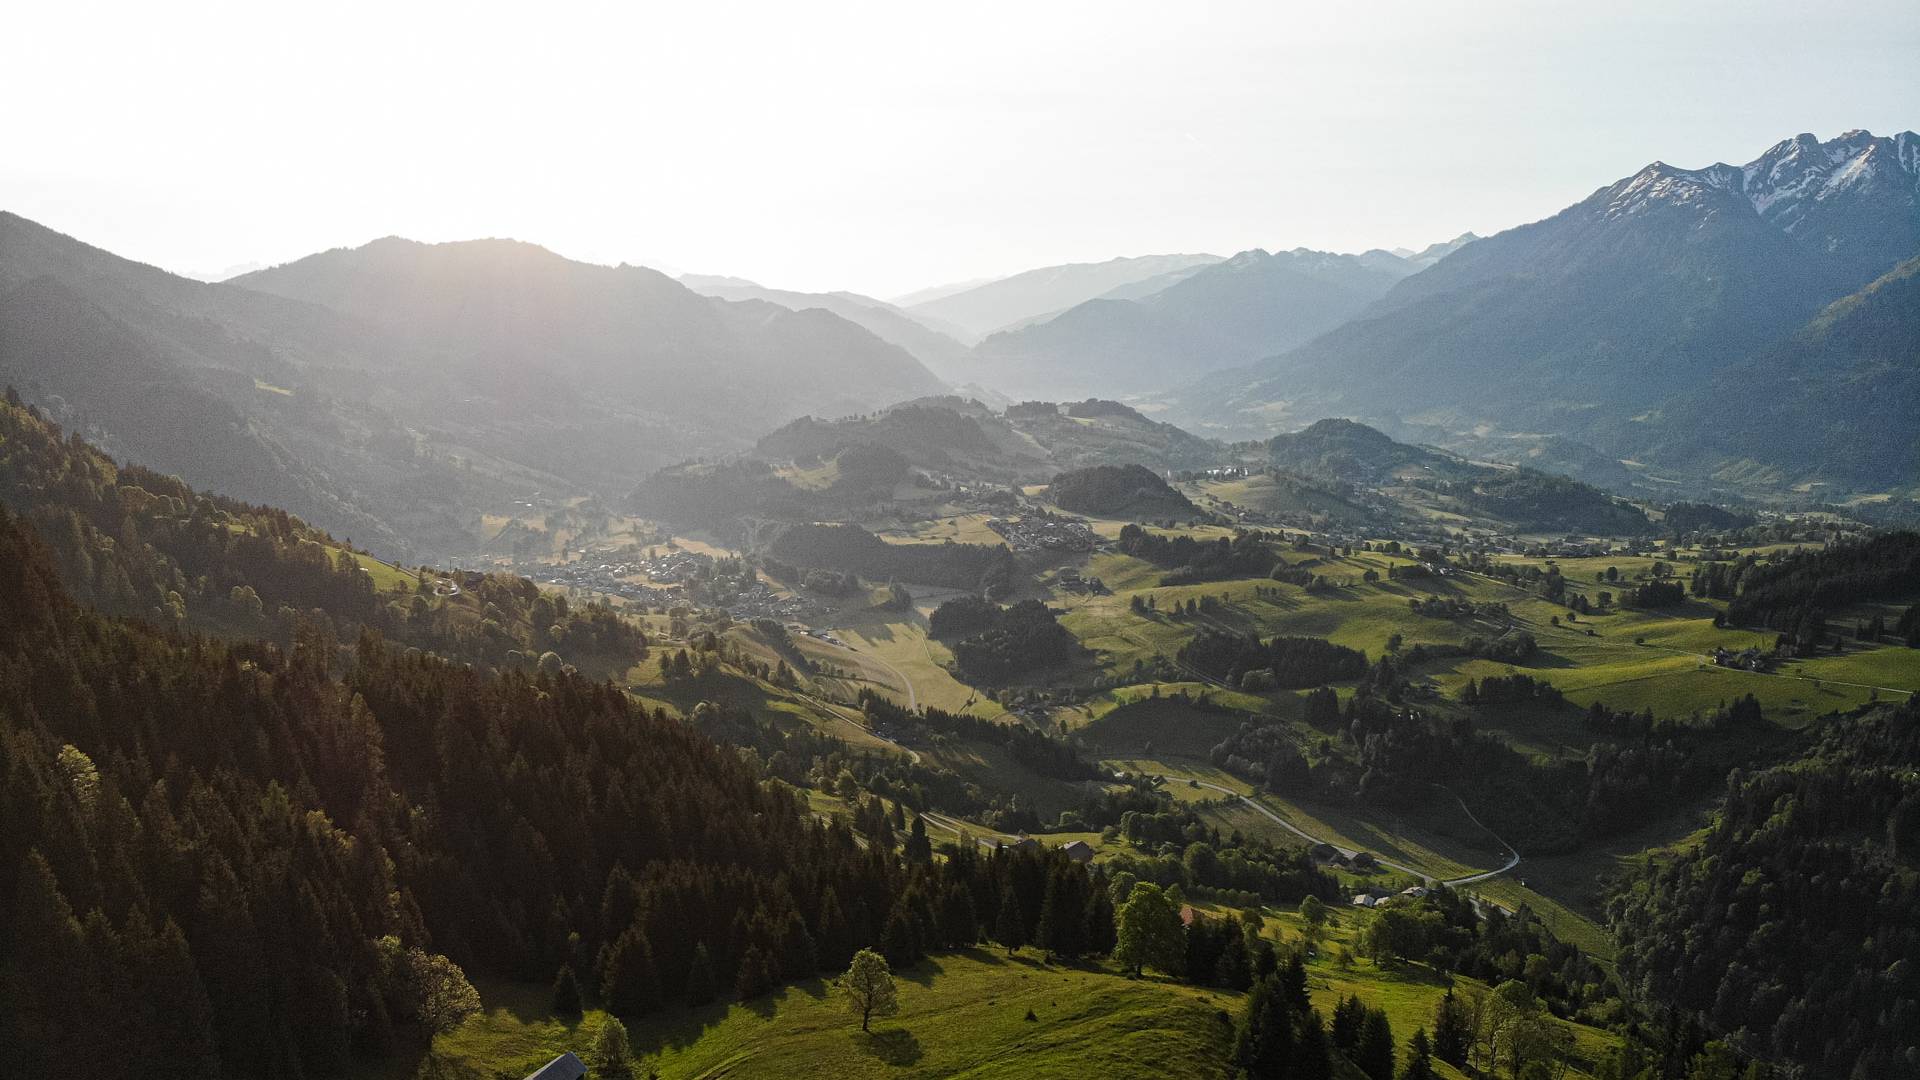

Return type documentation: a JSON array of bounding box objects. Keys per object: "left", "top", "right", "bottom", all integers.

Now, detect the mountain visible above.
[
  {"left": 903, "top": 253, "right": 1223, "bottom": 341},
  {"left": 969, "top": 248, "right": 1415, "bottom": 399},
  {"left": 1402, "top": 232, "right": 1479, "bottom": 269},
  {"left": 678, "top": 275, "right": 975, "bottom": 382},
  {"left": 888, "top": 274, "right": 1002, "bottom": 309},
  {"left": 233, "top": 237, "right": 947, "bottom": 434},
  {"left": 1643, "top": 254, "right": 1920, "bottom": 491},
  {"left": 1175, "top": 131, "right": 1920, "bottom": 481},
  {"left": 0, "top": 274, "right": 402, "bottom": 548},
  {"left": 0, "top": 212, "right": 947, "bottom": 559}
]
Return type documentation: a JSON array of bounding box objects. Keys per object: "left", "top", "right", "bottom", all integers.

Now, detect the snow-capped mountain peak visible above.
[{"left": 1593, "top": 130, "right": 1920, "bottom": 262}]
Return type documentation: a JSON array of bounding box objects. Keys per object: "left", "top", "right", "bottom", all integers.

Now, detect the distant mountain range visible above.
[
  {"left": 967, "top": 247, "right": 1427, "bottom": 399},
  {"left": 902, "top": 253, "right": 1224, "bottom": 341},
  {"left": 0, "top": 214, "right": 946, "bottom": 557},
  {"left": 1169, "top": 130, "right": 1920, "bottom": 495},
  {"left": 677, "top": 275, "right": 975, "bottom": 383}
]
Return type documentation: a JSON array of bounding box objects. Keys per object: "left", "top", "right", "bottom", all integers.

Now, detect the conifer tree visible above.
[
  {"left": 1402, "top": 1028, "right": 1436, "bottom": 1080},
  {"left": 552, "top": 963, "right": 583, "bottom": 1017},
  {"left": 1357, "top": 1007, "right": 1396, "bottom": 1080},
  {"left": 994, "top": 887, "right": 1027, "bottom": 956},
  {"left": 1433, "top": 987, "right": 1472, "bottom": 1066},
  {"left": 1234, "top": 976, "right": 1296, "bottom": 1078},
  {"left": 734, "top": 945, "right": 772, "bottom": 1000},
  {"left": 1279, "top": 951, "right": 1311, "bottom": 1012},
  {"left": 904, "top": 815, "right": 933, "bottom": 863},
  {"left": 600, "top": 928, "right": 661, "bottom": 1016},
  {"left": 1216, "top": 929, "right": 1253, "bottom": 991},
  {"left": 684, "top": 944, "right": 717, "bottom": 1007},
  {"left": 1082, "top": 882, "right": 1117, "bottom": 956}
]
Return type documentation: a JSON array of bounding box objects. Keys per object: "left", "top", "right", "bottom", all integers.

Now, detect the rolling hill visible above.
[{"left": 1268, "top": 419, "right": 1651, "bottom": 535}]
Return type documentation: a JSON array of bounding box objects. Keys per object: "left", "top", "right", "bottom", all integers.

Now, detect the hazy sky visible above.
[{"left": 5, "top": 1, "right": 1916, "bottom": 298}]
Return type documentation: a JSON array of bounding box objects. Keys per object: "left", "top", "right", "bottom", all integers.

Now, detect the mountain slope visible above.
[
  {"left": 1176, "top": 131, "right": 1920, "bottom": 465},
  {"left": 234, "top": 237, "right": 946, "bottom": 428},
  {"left": 679, "top": 275, "right": 975, "bottom": 382},
  {"left": 0, "top": 212, "right": 950, "bottom": 558},
  {"left": 0, "top": 267, "right": 410, "bottom": 550},
  {"left": 972, "top": 248, "right": 1414, "bottom": 399},
  {"left": 1643, "top": 254, "right": 1920, "bottom": 491},
  {"left": 904, "top": 253, "right": 1222, "bottom": 341}
]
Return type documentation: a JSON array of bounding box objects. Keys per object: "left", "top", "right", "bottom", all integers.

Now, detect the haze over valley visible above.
[{"left": 3, "top": 4, "right": 1917, "bottom": 1080}]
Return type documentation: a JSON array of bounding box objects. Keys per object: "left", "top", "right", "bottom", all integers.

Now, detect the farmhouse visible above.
[
  {"left": 1060, "top": 839, "right": 1096, "bottom": 863},
  {"left": 523, "top": 1052, "right": 586, "bottom": 1080}
]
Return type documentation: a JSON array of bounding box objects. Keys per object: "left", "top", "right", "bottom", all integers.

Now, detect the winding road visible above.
[{"left": 1173, "top": 776, "right": 1520, "bottom": 888}]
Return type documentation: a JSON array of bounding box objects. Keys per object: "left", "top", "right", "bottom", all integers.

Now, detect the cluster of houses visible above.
[
  {"left": 532, "top": 560, "right": 682, "bottom": 607},
  {"left": 987, "top": 515, "right": 1099, "bottom": 553},
  {"left": 1350, "top": 884, "right": 1433, "bottom": 909},
  {"left": 982, "top": 834, "right": 1096, "bottom": 864},
  {"left": 717, "top": 580, "right": 816, "bottom": 622},
  {"left": 1303, "top": 843, "right": 1439, "bottom": 909},
  {"left": 1711, "top": 646, "right": 1772, "bottom": 672},
  {"left": 637, "top": 549, "right": 715, "bottom": 584}
]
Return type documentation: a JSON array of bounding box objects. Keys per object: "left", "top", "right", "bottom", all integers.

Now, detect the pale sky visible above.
[{"left": 5, "top": 0, "right": 1916, "bottom": 298}]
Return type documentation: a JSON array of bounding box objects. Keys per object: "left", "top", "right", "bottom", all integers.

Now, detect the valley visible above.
[{"left": 3, "top": 23, "right": 1917, "bottom": 1073}]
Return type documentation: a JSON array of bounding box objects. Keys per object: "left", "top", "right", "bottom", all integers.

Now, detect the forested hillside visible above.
[
  {"left": 0, "top": 501, "right": 1128, "bottom": 1077},
  {"left": 1609, "top": 700, "right": 1920, "bottom": 1077},
  {"left": 0, "top": 394, "right": 645, "bottom": 670}
]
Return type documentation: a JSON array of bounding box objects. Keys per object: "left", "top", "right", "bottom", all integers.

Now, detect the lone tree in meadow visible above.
[{"left": 841, "top": 948, "right": 900, "bottom": 1032}]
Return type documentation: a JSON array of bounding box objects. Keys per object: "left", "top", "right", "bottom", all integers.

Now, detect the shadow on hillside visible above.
[
  {"left": 1517, "top": 648, "right": 1579, "bottom": 670},
  {"left": 857, "top": 1026, "right": 923, "bottom": 1065},
  {"left": 618, "top": 977, "right": 834, "bottom": 1057},
  {"left": 893, "top": 953, "right": 951, "bottom": 987}
]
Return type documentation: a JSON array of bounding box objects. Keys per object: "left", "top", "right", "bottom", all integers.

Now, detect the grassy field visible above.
[
  {"left": 828, "top": 611, "right": 1006, "bottom": 717},
  {"left": 417, "top": 920, "right": 1621, "bottom": 1080},
  {"left": 418, "top": 951, "right": 1239, "bottom": 1080},
  {"left": 877, "top": 513, "right": 1010, "bottom": 548},
  {"left": 1057, "top": 568, "right": 1482, "bottom": 680}
]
